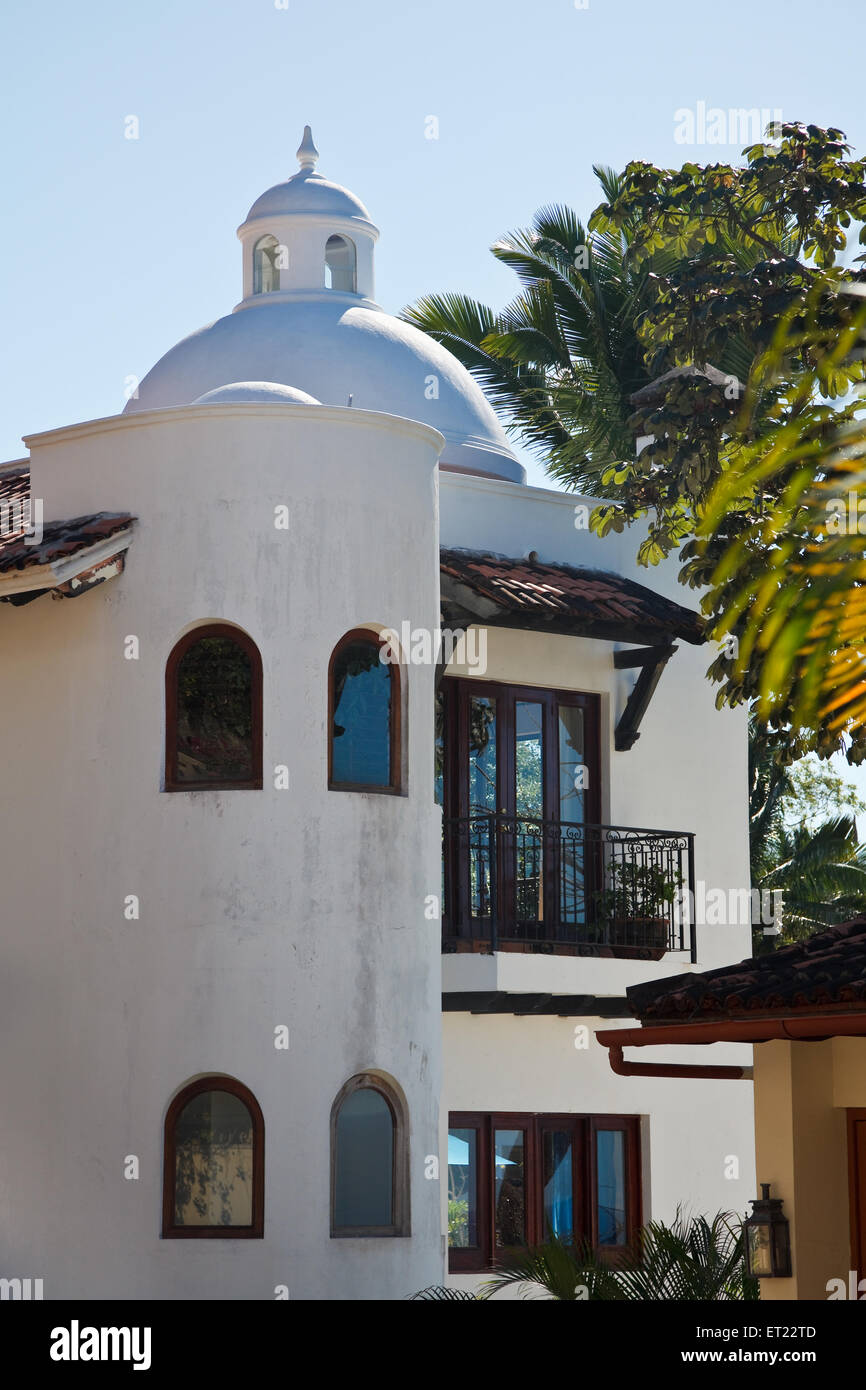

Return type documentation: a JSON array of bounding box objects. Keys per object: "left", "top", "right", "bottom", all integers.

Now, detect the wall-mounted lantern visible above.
[{"left": 744, "top": 1183, "right": 792, "bottom": 1278}]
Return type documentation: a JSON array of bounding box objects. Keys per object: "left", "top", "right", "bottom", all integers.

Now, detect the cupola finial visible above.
[{"left": 296, "top": 125, "right": 319, "bottom": 174}]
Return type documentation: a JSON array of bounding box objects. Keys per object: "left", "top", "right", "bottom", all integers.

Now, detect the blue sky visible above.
[
  {"left": 2, "top": 0, "right": 863, "bottom": 472},
  {"left": 3, "top": 0, "right": 865, "bottom": 803}
]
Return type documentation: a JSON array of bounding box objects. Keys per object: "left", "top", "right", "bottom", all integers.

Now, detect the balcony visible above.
[{"left": 442, "top": 814, "right": 696, "bottom": 961}]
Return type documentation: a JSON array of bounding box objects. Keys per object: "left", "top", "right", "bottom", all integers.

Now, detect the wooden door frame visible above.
[
  {"left": 440, "top": 678, "right": 601, "bottom": 941},
  {"left": 848, "top": 1108, "right": 866, "bottom": 1277}
]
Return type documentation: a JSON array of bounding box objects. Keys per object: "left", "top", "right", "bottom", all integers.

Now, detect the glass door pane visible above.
[
  {"left": 469, "top": 697, "right": 497, "bottom": 811},
  {"left": 494, "top": 1129, "right": 526, "bottom": 1249},
  {"left": 447, "top": 1127, "right": 478, "bottom": 1249},
  {"left": 468, "top": 697, "right": 497, "bottom": 919},
  {"left": 558, "top": 705, "right": 586, "bottom": 822},
  {"left": 558, "top": 705, "right": 587, "bottom": 927},
  {"left": 542, "top": 1130, "right": 574, "bottom": 1242},
  {"left": 515, "top": 701, "right": 544, "bottom": 925},
  {"left": 596, "top": 1129, "right": 627, "bottom": 1246}
]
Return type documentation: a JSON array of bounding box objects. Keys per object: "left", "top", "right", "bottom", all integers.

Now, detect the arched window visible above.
[
  {"left": 253, "top": 234, "right": 283, "bottom": 293},
  {"left": 331, "top": 1073, "right": 409, "bottom": 1236},
  {"left": 162, "top": 1077, "right": 264, "bottom": 1238},
  {"left": 324, "top": 234, "right": 356, "bottom": 291},
  {"left": 165, "top": 624, "right": 263, "bottom": 791},
  {"left": 328, "top": 629, "right": 400, "bottom": 792}
]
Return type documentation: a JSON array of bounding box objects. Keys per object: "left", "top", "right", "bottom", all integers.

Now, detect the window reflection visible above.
[
  {"left": 173, "top": 1090, "right": 254, "bottom": 1227},
  {"left": 448, "top": 1128, "right": 478, "bottom": 1248},
  {"left": 469, "top": 697, "right": 496, "bottom": 811},
  {"left": 331, "top": 639, "right": 392, "bottom": 787},
  {"left": 494, "top": 1129, "right": 526, "bottom": 1248},
  {"left": 542, "top": 1130, "right": 574, "bottom": 1241},
  {"left": 174, "top": 636, "right": 254, "bottom": 785},
  {"left": 334, "top": 1087, "right": 394, "bottom": 1229},
  {"left": 597, "top": 1128, "right": 627, "bottom": 1245}
]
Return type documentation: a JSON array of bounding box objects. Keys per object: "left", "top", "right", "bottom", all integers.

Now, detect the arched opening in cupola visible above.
[
  {"left": 253, "top": 234, "right": 283, "bottom": 294},
  {"left": 324, "top": 235, "right": 356, "bottom": 292}
]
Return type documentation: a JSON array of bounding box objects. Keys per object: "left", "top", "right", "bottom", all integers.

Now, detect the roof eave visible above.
[{"left": 0, "top": 527, "right": 135, "bottom": 599}]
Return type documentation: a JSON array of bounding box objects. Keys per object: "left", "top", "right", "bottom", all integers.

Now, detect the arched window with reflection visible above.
[
  {"left": 324, "top": 234, "right": 356, "bottom": 291},
  {"left": 253, "top": 234, "right": 283, "bottom": 293},
  {"left": 331, "top": 1073, "right": 409, "bottom": 1236},
  {"left": 162, "top": 1077, "right": 264, "bottom": 1238},
  {"left": 165, "top": 624, "right": 263, "bottom": 790},
  {"left": 328, "top": 629, "right": 400, "bottom": 793}
]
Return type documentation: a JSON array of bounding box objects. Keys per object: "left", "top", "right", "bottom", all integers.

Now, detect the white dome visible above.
[
  {"left": 123, "top": 127, "right": 524, "bottom": 483},
  {"left": 242, "top": 126, "right": 375, "bottom": 231},
  {"left": 193, "top": 381, "right": 320, "bottom": 405},
  {"left": 125, "top": 298, "right": 524, "bottom": 482},
  {"left": 244, "top": 172, "right": 373, "bottom": 227}
]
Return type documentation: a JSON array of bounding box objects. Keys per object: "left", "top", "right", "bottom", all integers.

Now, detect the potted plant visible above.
[{"left": 592, "top": 859, "right": 682, "bottom": 957}]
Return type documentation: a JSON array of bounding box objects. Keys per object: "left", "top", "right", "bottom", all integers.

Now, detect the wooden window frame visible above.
[
  {"left": 330, "top": 1072, "right": 410, "bottom": 1238},
  {"left": 447, "top": 1111, "right": 641, "bottom": 1273},
  {"left": 328, "top": 628, "right": 402, "bottom": 795},
  {"left": 439, "top": 679, "right": 602, "bottom": 937},
  {"left": 439, "top": 679, "right": 601, "bottom": 824},
  {"left": 162, "top": 1075, "right": 265, "bottom": 1239},
  {"left": 164, "top": 623, "right": 263, "bottom": 792}
]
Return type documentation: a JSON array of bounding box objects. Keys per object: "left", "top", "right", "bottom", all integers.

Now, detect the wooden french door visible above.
[{"left": 440, "top": 680, "right": 600, "bottom": 943}]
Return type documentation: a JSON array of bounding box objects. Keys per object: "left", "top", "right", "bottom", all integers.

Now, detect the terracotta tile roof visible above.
[
  {"left": 628, "top": 918, "right": 866, "bottom": 1021},
  {"left": 0, "top": 512, "right": 135, "bottom": 573},
  {"left": 0, "top": 462, "right": 135, "bottom": 578},
  {"left": 440, "top": 548, "right": 705, "bottom": 646}
]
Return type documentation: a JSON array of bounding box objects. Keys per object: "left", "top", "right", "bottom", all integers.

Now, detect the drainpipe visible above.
[
  {"left": 596, "top": 1010, "right": 866, "bottom": 1079},
  {"left": 606, "top": 1043, "right": 751, "bottom": 1080}
]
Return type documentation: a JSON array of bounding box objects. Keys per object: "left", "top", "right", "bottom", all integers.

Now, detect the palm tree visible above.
[
  {"left": 402, "top": 170, "right": 782, "bottom": 496},
  {"left": 749, "top": 719, "right": 866, "bottom": 949},
  {"left": 402, "top": 169, "right": 659, "bottom": 495},
  {"left": 752, "top": 814, "right": 866, "bottom": 948},
  {"left": 478, "top": 1210, "right": 758, "bottom": 1301}
]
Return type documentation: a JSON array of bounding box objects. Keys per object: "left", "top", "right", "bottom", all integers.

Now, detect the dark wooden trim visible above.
[
  {"left": 440, "top": 678, "right": 602, "bottom": 942},
  {"left": 848, "top": 1109, "right": 866, "bottom": 1277},
  {"left": 446, "top": 1110, "right": 641, "bottom": 1273},
  {"left": 441, "top": 991, "right": 633, "bottom": 1017},
  {"left": 164, "top": 623, "right": 263, "bottom": 792},
  {"left": 447, "top": 1112, "right": 491, "bottom": 1273},
  {"left": 330, "top": 1072, "right": 410, "bottom": 1238},
  {"left": 613, "top": 643, "right": 677, "bottom": 670},
  {"left": 162, "top": 1075, "right": 264, "bottom": 1239},
  {"left": 439, "top": 602, "right": 699, "bottom": 649},
  {"left": 327, "top": 628, "right": 403, "bottom": 795},
  {"left": 614, "top": 644, "right": 676, "bottom": 752},
  {"left": 589, "top": 1114, "right": 642, "bottom": 1254}
]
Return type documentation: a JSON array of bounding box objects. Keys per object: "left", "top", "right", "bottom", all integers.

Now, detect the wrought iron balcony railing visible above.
[{"left": 442, "top": 814, "right": 696, "bottom": 960}]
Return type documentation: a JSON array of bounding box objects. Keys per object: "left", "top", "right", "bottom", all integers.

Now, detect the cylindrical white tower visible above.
[{"left": 4, "top": 396, "right": 445, "bottom": 1300}]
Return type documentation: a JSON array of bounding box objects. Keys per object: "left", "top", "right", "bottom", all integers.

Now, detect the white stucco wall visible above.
[
  {"left": 442, "top": 1013, "right": 756, "bottom": 1296},
  {"left": 438, "top": 468, "right": 755, "bottom": 1291},
  {"left": 0, "top": 424, "right": 756, "bottom": 1301},
  {"left": 0, "top": 404, "right": 445, "bottom": 1300}
]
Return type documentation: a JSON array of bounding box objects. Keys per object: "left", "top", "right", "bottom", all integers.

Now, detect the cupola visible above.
[{"left": 236, "top": 127, "right": 378, "bottom": 305}]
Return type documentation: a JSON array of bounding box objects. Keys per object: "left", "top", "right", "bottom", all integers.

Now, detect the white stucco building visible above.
[{"left": 0, "top": 129, "right": 755, "bottom": 1300}]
